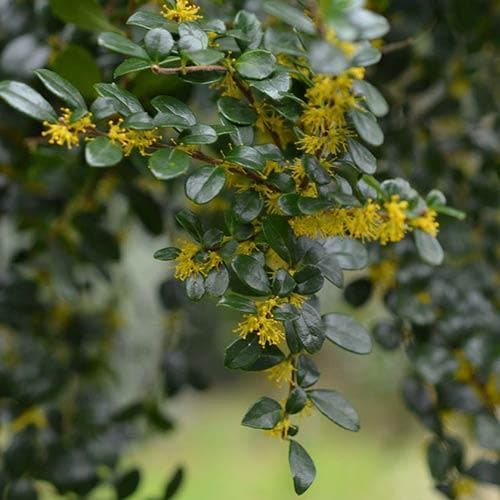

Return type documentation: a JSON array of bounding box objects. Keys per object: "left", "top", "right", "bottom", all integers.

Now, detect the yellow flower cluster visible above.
[
  {"left": 290, "top": 196, "right": 439, "bottom": 245},
  {"left": 107, "top": 119, "right": 161, "bottom": 156},
  {"left": 174, "top": 240, "right": 222, "bottom": 281},
  {"left": 409, "top": 209, "right": 439, "bottom": 237},
  {"left": 42, "top": 108, "right": 95, "bottom": 148},
  {"left": 255, "top": 105, "right": 295, "bottom": 148},
  {"left": 234, "top": 296, "right": 286, "bottom": 346},
  {"left": 297, "top": 69, "right": 364, "bottom": 156},
  {"left": 266, "top": 358, "right": 295, "bottom": 386},
  {"left": 161, "top": 0, "right": 202, "bottom": 23}
]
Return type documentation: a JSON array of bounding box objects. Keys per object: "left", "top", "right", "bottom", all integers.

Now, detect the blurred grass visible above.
[{"left": 123, "top": 386, "right": 439, "bottom": 500}]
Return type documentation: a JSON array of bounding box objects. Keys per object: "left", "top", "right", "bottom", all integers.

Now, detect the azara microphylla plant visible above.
[{"left": 0, "top": 0, "right": 463, "bottom": 495}]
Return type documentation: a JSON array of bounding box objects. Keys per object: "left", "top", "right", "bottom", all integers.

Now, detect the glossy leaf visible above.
[
  {"left": 308, "top": 389, "right": 360, "bottom": 431},
  {"left": 323, "top": 313, "right": 372, "bottom": 355},
  {"left": 0, "top": 81, "right": 56, "bottom": 122},
  {"left": 148, "top": 149, "right": 190, "bottom": 180},
  {"left": 288, "top": 440, "right": 316, "bottom": 495},
  {"left": 85, "top": 137, "right": 123, "bottom": 167}
]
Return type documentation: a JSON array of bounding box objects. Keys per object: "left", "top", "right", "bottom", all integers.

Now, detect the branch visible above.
[{"left": 151, "top": 64, "right": 227, "bottom": 75}]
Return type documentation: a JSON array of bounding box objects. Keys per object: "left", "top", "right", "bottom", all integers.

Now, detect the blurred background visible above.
[{"left": 0, "top": 1, "right": 498, "bottom": 499}]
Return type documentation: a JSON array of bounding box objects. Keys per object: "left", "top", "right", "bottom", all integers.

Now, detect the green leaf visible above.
[
  {"left": 35, "top": 69, "right": 87, "bottom": 110},
  {"left": 115, "top": 468, "right": 140, "bottom": 499},
  {"left": 145, "top": 28, "right": 174, "bottom": 61},
  {"left": 164, "top": 466, "right": 184, "bottom": 500},
  {"left": 185, "top": 166, "right": 226, "bottom": 204},
  {"left": 114, "top": 58, "right": 151, "bottom": 78},
  {"left": 235, "top": 50, "right": 276, "bottom": 80},
  {"left": 272, "top": 269, "right": 296, "bottom": 297},
  {"left": 250, "top": 73, "right": 291, "bottom": 100},
  {"left": 308, "top": 40, "right": 348, "bottom": 75},
  {"left": 98, "top": 32, "right": 149, "bottom": 60},
  {"left": 217, "top": 97, "right": 257, "bottom": 125},
  {"left": 178, "top": 23, "right": 208, "bottom": 53},
  {"left": 262, "top": 215, "right": 297, "bottom": 264},
  {"left": 178, "top": 124, "right": 218, "bottom": 144},
  {"left": 175, "top": 209, "right": 204, "bottom": 241},
  {"left": 231, "top": 254, "right": 271, "bottom": 295},
  {"left": 127, "top": 10, "right": 176, "bottom": 31},
  {"left": 352, "top": 47, "right": 381, "bottom": 67},
  {"left": 286, "top": 388, "right": 308, "bottom": 414},
  {"left": 353, "top": 80, "right": 388, "bottom": 117},
  {"left": 347, "top": 138, "right": 377, "bottom": 174},
  {"left": 186, "top": 273, "right": 205, "bottom": 301},
  {"left": 288, "top": 440, "right": 316, "bottom": 495},
  {"left": 187, "top": 48, "right": 225, "bottom": 65},
  {"left": 350, "top": 109, "right": 384, "bottom": 146},
  {"left": 475, "top": 414, "right": 500, "bottom": 451},
  {"left": 123, "top": 111, "right": 153, "bottom": 130},
  {"left": 426, "top": 439, "right": 452, "bottom": 481},
  {"left": 293, "top": 303, "right": 325, "bottom": 354},
  {"left": 225, "top": 336, "right": 262, "bottom": 370},
  {"left": 294, "top": 265, "right": 324, "bottom": 295},
  {"left": 49, "top": 0, "right": 114, "bottom": 31},
  {"left": 0, "top": 81, "right": 57, "bottom": 122},
  {"left": 414, "top": 346, "right": 458, "bottom": 384},
  {"left": 205, "top": 266, "right": 229, "bottom": 297},
  {"left": 154, "top": 247, "right": 180, "bottom": 261},
  {"left": 153, "top": 95, "right": 197, "bottom": 128},
  {"left": 218, "top": 293, "right": 257, "bottom": 313},
  {"left": 315, "top": 254, "right": 344, "bottom": 288},
  {"left": 296, "top": 355, "right": 320, "bottom": 388},
  {"left": 263, "top": 1, "right": 316, "bottom": 34},
  {"left": 225, "top": 334, "right": 285, "bottom": 370},
  {"left": 241, "top": 397, "right": 282, "bottom": 429},
  {"left": 148, "top": 149, "right": 190, "bottom": 180},
  {"left": 90, "top": 97, "right": 116, "bottom": 120},
  {"left": 233, "top": 10, "right": 263, "bottom": 49},
  {"left": 233, "top": 190, "right": 264, "bottom": 222},
  {"left": 323, "top": 313, "right": 372, "bottom": 355},
  {"left": 415, "top": 230, "right": 444, "bottom": 266},
  {"left": 308, "top": 389, "right": 360, "bottom": 431},
  {"left": 85, "top": 137, "right": 123, "bottom": 167},
  {"left": 94, "top": 82, "right": 143, "bottom": 115},
  {"left": 226, "top": 145, "right": 265, "bottom": 172},
  {"left": 323, "top": 237, "right": 368, "bottom": 270}
]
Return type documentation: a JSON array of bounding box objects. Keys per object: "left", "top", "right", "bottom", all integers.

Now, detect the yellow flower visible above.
[
  {"left": 237, "top": 240, "right": 258, "bottom": 255},
  {"left": 452, "top": 478, "right": 476, "bottom": 498},
  {"left": 266, "top": 359, "right": 295, "bottom": 386},
  {"left": 345, "top": 200, "right": 382, "bottom": 240},
  {"left": 234, "top": 297, "right": 285, "bottom": 346},
  {"left": 266, "top": 417, "right": 291, "bottom": 440},
  {"left": 290, "top": 207, "right": 349, "bottom": 239},
  {"left": 454, "top": 351, "right": 474, "bottom": 383},
  {"left": 42, "top": 108, "right": 95, "bottom": 148},
  {"left": 212, "top": 71, "right": 241, "bottom": 98},
  {"left": 369, "top": 259, "right": 397, "bottom": 290},
  {"left": 485, "top": 372, "right": 499, "bottom": 405},
  {"left": 174, "top": 240, "right": 222, "bottom": 281},
  {"left": 409, "top": 209, "right": 439, "bottom": 237},
  {"left": 378, "top": 195, "right": 409, "bottom": 245},
  {"left": 325, "top": 28, "right": 358, "bottom": 57},
  {"left": 297, "top": 73, "right": 361, "bottom": 157},
  {"left": 161, "top": 0, "right": 202, "bottom": 23},
  {"left": 107, "top": 119, "right": 160, "bottom": 156},
  {"left": 11, "top": 407, "right": 47, "bottom": 432}
]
